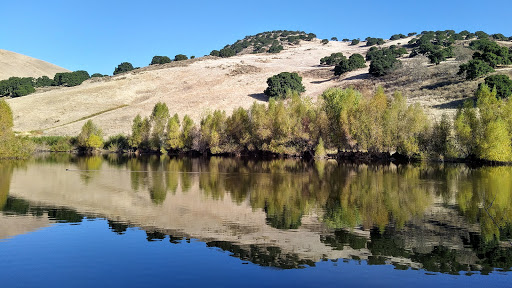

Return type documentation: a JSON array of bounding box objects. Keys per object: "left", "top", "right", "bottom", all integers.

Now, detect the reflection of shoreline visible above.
[
  {"left": 0, "top": 214, "right": 54, "bottom": 241},
  {"left": 4, "top": 157, "right": 512, "bottom": 273}
]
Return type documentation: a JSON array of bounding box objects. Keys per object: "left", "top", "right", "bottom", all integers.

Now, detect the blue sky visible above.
[{"left": 2, "top": 0, "right": 511, "bottom": 75}]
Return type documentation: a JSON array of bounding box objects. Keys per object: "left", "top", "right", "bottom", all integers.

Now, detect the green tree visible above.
[
  {"left": 54, "top": 71, "right": 90, "bottom": 87},
  {"left": 351, "top": 39, "right": 360, "bottom": 45},
  {"left": 166, "top": 113, "right": 181, "bottom": 150},
  {"left": 129, "top": 114, "right": 143, "bottom": 150},
  {"left": 458, "top": 59, "right": 495, "bottom": 80},
  {"left": 484, "top": 75, "right": 512, "bottom": 98},
  {"left": 77, "top": 120, "right": 103, "bottom": 150},
  {"left": 264, "top": 72, "right": 305, "bottom": 99},
  {"left": 35, "top": 76, "right": 55, "bottom": 87},
  {"left": 321, "top": 39, "right": 329, "bottom": 45},
  {"left": 320, "top": 52, "right": 345, "bottom": 65},
  {"left": 113, "top": 62, "right": 134, "bottom": 75},
  {"left": 181, "top": 115, "right": 195, "bottom": 151},
  {"left": 174, "top": 54, "right": 188, "bottom": 61},
  {"left": 150, "top": 102, "right": 170, "bottom": 151},
  {"left": 150, "top": 56, "right": 172, "bottom": 65}
]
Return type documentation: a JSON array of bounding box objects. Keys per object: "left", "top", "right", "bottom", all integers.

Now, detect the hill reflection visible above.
[{"left": 1, "top": 155, "right": 512, "bottom": 273}]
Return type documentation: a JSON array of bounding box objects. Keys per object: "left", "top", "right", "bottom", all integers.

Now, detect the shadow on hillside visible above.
[
  {"left": 342, "top": 73, "right": 371, "bottom": 81},
  {"left": 422, "top": 80, "right": 464, "bottom": 90},
  {"left": 311, "top": 78, "right": 336, "bottom": 84},
  {"left": 432, "top": 97, "right": 473, "bottom": 110},
  {"left": 248, "top": 93, "right": 269, "bottom": 102}
]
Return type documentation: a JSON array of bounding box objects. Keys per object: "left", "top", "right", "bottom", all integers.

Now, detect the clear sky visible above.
[{"left": 2, "top": 0, "right": 511, "bottom": 75}]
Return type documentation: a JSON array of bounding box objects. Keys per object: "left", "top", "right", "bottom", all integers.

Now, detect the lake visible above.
[{"left": 0, "top": 155, "right": 511, "bottom": 287}]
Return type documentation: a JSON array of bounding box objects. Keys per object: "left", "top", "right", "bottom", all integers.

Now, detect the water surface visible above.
[{"left": 0, "top": 155, "right": 511, "bottom": 287}]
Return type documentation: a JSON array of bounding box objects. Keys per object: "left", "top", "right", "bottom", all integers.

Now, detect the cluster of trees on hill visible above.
[
  {"left": 149, "top": 54, "right": 191, "bottom": 65},
  {"left": 366, "top": 46, "right": 406, "bottom": 76},
  {"left": 320, "top": 52, "right": 366, "bottom": 75},
  {"left": 0, "top": 70, "right": 93, "bottom": 98},
  {"left": 209, "top": 30, "right": 315, "bottom": 58},
  {"left": 409, "top": 30, "right": 458, "bottom": 65},
  {"left": 365, "top": 37, "right": 384, "bottom": 46},
  {"left": 458, "top": 39, "right": 512, "bottom": 80}
]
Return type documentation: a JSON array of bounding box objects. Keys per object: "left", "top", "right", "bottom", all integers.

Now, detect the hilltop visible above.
[
  {"left": 0, "top": 50, "right": 69, "bottom": 80},
  {"left": 4, "top": 31, "right": 512, "bottom": 137}
]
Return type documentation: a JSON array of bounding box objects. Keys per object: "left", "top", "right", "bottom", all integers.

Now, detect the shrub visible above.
[
  {"left": 219, "top": 47, "right": 235, "bottom": 58},
  {"left": 210, "top": 50, "right": 220, "bottom": 57},
  {"left": 366, "top": 37, "right": 384, "bottom": 46},
  {"left": 113, "top": 62, "right": 134, "bottom": 75},
  {"left": 484, "top": 75, "right": 512, "bottom": 98},
  {"left": 331, "top": 37, "right": 338, "bottom": 41},
  {"left": 351, "top": 39, "right": 360, "bottom": 45},
  {"left": 268, "top": 44, "right": 283, "bottom": 53},
  {"left": 77, "top": 120, "right": 103, "bottom": 150},
  {"left": 150, "top": 56, "right": 172, "bottom": 65},
  {"left": 458, "top": 59, "right": 495, "bottom": 80},
  {"left": 174, "top": 54, "right": 188, "bottom": 61},
  {"left": 91, "top": 73, "right": 106, "bottom": 78},
  {"left": 321, "top": 39, "right": 329, "bottom": 45},
  {"left": 54, "top": 71, "right": 90, "bottom": 87},
  {"left": 320, "top": 52, "right": 345, "bottom": 65},
  {"left": 35, "top": 76, "right": 55, "bottom": 87},
  {"left": 264, "top": 72, "right": 305, "bottom": 99},
  {"left": 0, "top": 77, "right": 36, "bottom": 97},
  {"left": 334, "top": 54, "right": 366, "bottom": 75}
]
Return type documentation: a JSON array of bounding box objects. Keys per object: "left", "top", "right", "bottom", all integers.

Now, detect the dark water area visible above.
[{"left": 0, "top": 154, "right": 511, "bottom": 287}]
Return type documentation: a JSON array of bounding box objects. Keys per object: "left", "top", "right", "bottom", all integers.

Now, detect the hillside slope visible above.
[
  {"left": 0, "top": 50, "right": 69, "bottom": 80},
  {"left": 7, "top": 36, "right": 473, "bottom": 137}
]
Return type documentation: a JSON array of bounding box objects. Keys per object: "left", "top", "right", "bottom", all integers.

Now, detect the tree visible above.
[
  {"left": 268, "top": 44, "right": 283, "bottom": 53},
  {"left": 331, "top": 37, "right": 338, "bottom": 41},
  {"left": 150, "top": 102, "right": 170, "bottom": 150},
  {"left": 90, "top": 73, "right": 105, "bottom": 78},
  {"left": 150, "top": 56, "right": 172, "bottom": 65},
  {"left": 210, "top": 50, "right": 220, "bottom": 57},
  {"left": 113, "top": 62, "right": 134, "bottom": 75},
  {"left": 54, "top": 71, "right": 90, "bottom": 87},
  {"left": 219, "top": 47, "right": 235, "bottom": 58},
  {"left": 264, "top": 72, "right": 305, "bottom": 99},
  {"left": 77, "top": 120, "right": 103, "bottom": 150},
  {"left": 321, "top": 39, "right": 329, "bottom": 45},
  {"left": 174, "top": 54, "right": 188, "bottom": 61},
  {"left": 181, "top": 115, "right": 195, "bottom": 151},
  {"left": 351, "top": 39, "right": 360, "bottom": 45},
  {"left": 166, "top": 114, "right": 181, "bottom": 150},
  {"left": 35, "top": 76, "right": 55, "bottom": 87},
  {"left": 484, "top": 75, "right": 512, "bottom": 98},
  {"left": 320, "top": 52, "right": 346, "bottom": 65},
  {"left": 458, "top": 59, "right": 494, "bottom": 80},
  {"left": 129, "top": 114, "right": 143, "bottom": 150}
]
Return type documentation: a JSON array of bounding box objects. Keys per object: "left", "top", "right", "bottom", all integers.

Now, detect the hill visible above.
[
  {"left": 0, "top": 50, "right": 69, "bottom": 80},
  {"left": 5, "top": 33, "right": 512, "bottom": 137}
]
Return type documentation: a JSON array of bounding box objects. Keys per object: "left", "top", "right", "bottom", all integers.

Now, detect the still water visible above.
[{"left": 0, "top": 154, "right": 511, "bottom": 287}]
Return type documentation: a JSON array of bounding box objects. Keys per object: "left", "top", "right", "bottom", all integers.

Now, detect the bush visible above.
[
  {"left": 113, "top": 62, "right": 134, "bottom": 75},
  {"left": 150, "top": 56, "right": 172, "bottom": 65},
  {"left": 54, "top": 71, "right": 90, "bottom": 87},
  {"left": 366, "top": 37, "right": 385, "bottom": 46},
  {"left": 484, "top": 75, "right": 512, "bottom": 98},
  {"left": 0, "top": 77, "right": 35, "bottom": 97},
  {"left": 351, "top": 39, "right": 360, "bottom": 45},
  {"left": 210, "top": 50, "right": 220, "bottom": 57},
  {"left": 268, "top": 44, "right": 283, "bottom": 53},
  {"left": 331, "top": 37, "right": 338, "bottom": 41},
  {"left": 264, "top": 72, "right": 305, "bottom": 99},
  {"left": 219, "top": 47, "right": 235, "bottom": 58},
  {"left": 321, "top": 39, "right": 329, "bottom": 45},
  {"left": 369, "top": 55, "right": 400, "bottom": 77},
  {"left": 174, "top": 54, "right": 188, "bottom": 61},
  {"left": 91, "top": 73, "right": 106, "bottom": 78},
  {"left": 320, "top": 52, "right": 345, "bottom": 65},
  {"left": 35, "top": 76, "right": 54, "bottom": 87},
  {"left": 77, "top": 120, "right": 103, "bottom": 150},
  {"left": 334, "top": 54, "right": 366, "bottom": 75},
  {"left": 458, "top": 59, "right": 495, "bottom": 80}
]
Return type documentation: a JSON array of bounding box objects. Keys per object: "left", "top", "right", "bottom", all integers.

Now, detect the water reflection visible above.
[{"left": 1, "top": 155, "right": 512, "bottom": 274}]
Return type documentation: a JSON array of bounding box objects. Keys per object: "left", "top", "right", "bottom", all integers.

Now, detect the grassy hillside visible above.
[
  {"left": 3, "top": 30, "right": 512, "bottom": 138},
  {"left": 0, "top": 50, "right": 69, "bottom": 80}
]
